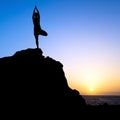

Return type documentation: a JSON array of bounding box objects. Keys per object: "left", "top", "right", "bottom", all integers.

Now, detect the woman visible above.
[{"left": 32, "top": 6, "right": 48, "bottom": 48}]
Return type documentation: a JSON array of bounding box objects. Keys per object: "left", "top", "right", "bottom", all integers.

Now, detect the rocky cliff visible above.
[{"left": 0, "top": 48, "right": 86, "bottom": 117}]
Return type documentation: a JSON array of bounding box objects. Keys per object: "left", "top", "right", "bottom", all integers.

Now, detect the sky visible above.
[{"left": 0, "top": 0, "right": 120, "bottom": 95}]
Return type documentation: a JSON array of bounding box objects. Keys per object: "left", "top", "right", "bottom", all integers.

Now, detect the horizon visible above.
[{"left": 0, "top": 0, "right": 120, "bottom": 95}]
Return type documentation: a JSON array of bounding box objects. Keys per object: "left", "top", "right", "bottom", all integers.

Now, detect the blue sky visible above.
[{"left": 0, "top": 0, "right": 120, "bottom": 95}]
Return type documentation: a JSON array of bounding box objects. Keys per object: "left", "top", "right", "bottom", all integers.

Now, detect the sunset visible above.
[
  {"left": 1, "top": 0, "right": 120, "bottom": 117},
  {"left": 0, "top": 0, "right": 120, "bottom": 97}
]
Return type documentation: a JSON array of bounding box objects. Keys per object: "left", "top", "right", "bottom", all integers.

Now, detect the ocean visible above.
[{"left": 83, "top": 95, "right": 120, "bottom": 105}]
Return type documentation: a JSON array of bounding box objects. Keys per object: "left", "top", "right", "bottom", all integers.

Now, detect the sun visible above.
[{"left": 89, "top": 87, "right": 94, "bottom": 92}]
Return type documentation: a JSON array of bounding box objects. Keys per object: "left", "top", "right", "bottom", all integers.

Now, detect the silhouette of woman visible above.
[{"left": 32, "top": 6, "right": 48, "bottom": 48}]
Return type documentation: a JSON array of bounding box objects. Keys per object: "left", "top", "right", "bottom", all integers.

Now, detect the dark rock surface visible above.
[{"left": 0, "top": 48, "right": 86, "bottom": 118}]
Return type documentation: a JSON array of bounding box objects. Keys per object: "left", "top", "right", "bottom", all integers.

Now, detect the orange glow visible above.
[
  {"left": 65, "top": 63, "right": 120, "bottom": 95},
  {"left": 89, "top": 87, "right": 94, "bottom": 92}
]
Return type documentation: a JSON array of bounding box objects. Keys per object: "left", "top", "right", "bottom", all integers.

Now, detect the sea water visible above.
[{"left": 83, "top": 95, "right": 120, "bottom": 105}]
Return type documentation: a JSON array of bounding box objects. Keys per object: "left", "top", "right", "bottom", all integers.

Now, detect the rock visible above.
[{"left": 0, "top": 48, "right": 86, "bottom": 117}]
